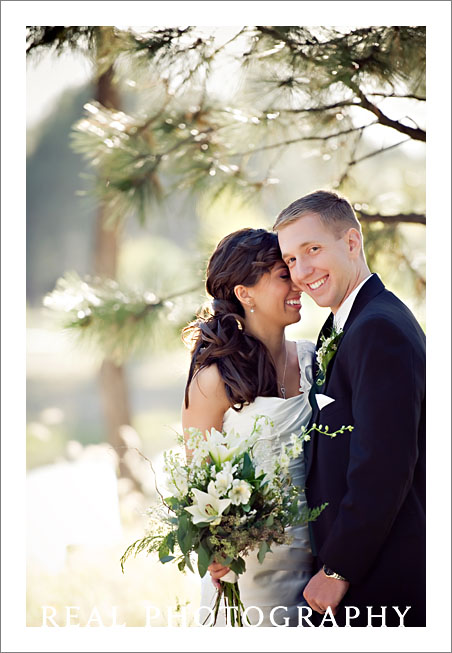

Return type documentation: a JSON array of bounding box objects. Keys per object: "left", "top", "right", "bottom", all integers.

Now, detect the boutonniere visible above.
[{"left": 315, "top": 326, "right": 343, "bottom": 386}]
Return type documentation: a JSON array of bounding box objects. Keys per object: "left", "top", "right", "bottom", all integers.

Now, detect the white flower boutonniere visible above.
[{"left": 315, "top": 326, "right": 343, "bottom": 386}]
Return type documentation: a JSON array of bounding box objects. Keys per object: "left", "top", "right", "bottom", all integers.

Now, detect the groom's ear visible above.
[{"left": 344, "top": 227, "right": 362, "bottom": 259}]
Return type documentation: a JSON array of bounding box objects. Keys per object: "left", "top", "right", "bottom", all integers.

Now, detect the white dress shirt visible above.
[{"left": 333, "top": 274, "right": 374, "bottom": 331}]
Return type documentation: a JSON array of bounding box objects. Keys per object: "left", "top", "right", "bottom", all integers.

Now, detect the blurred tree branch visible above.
[
  {"left": 26, "top": 25, "right": 427, "bottom": 228},
  {"left": 26, "top": 26, "right": 98, "bottom": 55},
  {"left": 352, "top": 87, "right": 425, "bottom": 141},
  {"left": 231, "top": 122, "right": 376, "bottom": 157},
  {"left": 367, "top": 92, "right": 425, "bottom": 101},
  {"left": 43, "top": 272, "right": 203, "bottom": 362},
  {"left": 357, "top": 211, "right": 426, "bottom": 226},
  {"left": 337, "top": 138, "right": 412, "bottom": 187}
]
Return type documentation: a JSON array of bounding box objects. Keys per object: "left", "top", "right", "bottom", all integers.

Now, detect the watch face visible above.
[{"left": 324, "top": 566, "right": 333, "bottom": 576}]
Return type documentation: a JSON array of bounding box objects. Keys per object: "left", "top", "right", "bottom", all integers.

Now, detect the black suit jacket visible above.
[{"left": 304, "top": 274, "right": 426, "bottom": 626}]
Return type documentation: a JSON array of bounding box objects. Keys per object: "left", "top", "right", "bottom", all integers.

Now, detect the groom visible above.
[{"left": 275, "top": 190, "right": 426, "bottom": 627}]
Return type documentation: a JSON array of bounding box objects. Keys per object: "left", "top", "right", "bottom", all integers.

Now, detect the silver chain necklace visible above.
[{"left": 278, "top": 343, "right": 289, "bottom": 399}]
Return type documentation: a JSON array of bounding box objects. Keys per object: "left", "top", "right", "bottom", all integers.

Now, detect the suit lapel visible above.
[
  {"left": 305, "top": 274, "right": 386, "bottom": 481},
  {"left": 341, "top": 274, "right": 385, "bottom": 334}
]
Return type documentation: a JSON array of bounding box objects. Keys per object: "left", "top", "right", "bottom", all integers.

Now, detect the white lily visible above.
[
  {"left": 206, "top": 428, "right": 240, "bottom": 465},
  {"left": 185, "top": 481, "right": 231, "bottom": 525},
  {"left": 208, "top": 442, "right": 239, "bottom": 465}
]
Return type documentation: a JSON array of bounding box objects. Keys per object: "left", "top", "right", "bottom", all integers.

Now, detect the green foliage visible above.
[
  {"left": 177, "top": 513, "right": 195, "bottom": 556},
  {"left": 120, "top": 534, "right": 162, "bottom": 573},
  {"left": 241, "top": 452, "right": 253, "bottom": 481},
  {"left": 43, "top": 271, "right": 200, "bottom": 363},
  {"left": 257, "top": 541, "right": 271, "bottom": 564},
  {"left": 26, "top": 26, "right": 98, "bottom": 57},
  {"left": 196, "top": 538, "right": 212, "bottom": 577},
  {"left": 229, "top": 556, "right": 246, "bottom": 576},
  {"left": 300, "top": 502, "right": 329, "bottom": 524},
  {"left": 245, "top": 26, "right": 425, "bottom": 112},
  {"left": 66, "top": 25, "right": 425, "bottom": 227},
  {"left": 70, "top": 99, "right": 275, "bottom": 225}
]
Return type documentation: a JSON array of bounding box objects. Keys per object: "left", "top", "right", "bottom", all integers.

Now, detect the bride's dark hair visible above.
[{"left": 183, "top": 228, "right": 283, "bottom": 411}]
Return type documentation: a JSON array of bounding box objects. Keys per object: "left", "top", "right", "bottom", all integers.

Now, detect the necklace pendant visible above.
[{"left": 278, "top": 343, "right": 288, "bottom": 400}]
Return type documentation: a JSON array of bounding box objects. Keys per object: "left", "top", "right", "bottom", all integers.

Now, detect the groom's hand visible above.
[
  {"left": 208, "top": 562, "right": 230, "bottom": 589},
  {"left": 303, "top": 569, "right": 350, "bottom": 615}
]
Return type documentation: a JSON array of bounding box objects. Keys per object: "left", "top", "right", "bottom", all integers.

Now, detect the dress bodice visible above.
[{"left": 222, "top": 339, "right": 315, "bottom": 484}]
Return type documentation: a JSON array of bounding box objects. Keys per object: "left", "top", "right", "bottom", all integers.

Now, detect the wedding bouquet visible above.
[{"left": 120, "top": 416, "right": 352, "bottom": 626}]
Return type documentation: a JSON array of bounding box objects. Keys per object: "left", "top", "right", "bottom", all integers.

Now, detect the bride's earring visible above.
[{"left": 249, "top": 302, "right": 255, "bottom": 313}]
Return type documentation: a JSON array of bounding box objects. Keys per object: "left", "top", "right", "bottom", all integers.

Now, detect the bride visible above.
[{"left": 181, "top": 227, "right": 315, "bottom": 627}]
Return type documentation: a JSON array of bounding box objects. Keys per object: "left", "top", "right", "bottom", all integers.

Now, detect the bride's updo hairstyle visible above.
[{"left": 183, "top": 228, "right": 283, "bottom": 411}]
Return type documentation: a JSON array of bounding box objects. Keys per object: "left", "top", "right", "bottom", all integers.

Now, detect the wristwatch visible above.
[{"left": 323, "top": 564, "right": 347, "bottom": 581}]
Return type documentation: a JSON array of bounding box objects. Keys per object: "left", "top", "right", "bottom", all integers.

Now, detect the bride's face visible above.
[{"left": 247, "top": 261, "right": 303, "bottom": 327}]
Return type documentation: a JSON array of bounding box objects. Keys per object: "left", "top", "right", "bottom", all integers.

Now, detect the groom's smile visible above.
[{"left": 306, "top": 275, "right": 329, "bottom": 291}]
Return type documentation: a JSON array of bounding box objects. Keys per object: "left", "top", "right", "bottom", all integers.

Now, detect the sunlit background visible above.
[{"left": 26, "top": 26, "right": 425, "bottom": 627}]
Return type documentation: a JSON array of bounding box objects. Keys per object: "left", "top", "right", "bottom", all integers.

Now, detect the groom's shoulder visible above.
[
  {"left": 369, "top": 287, "right": 421, "bottom": 324},
  {"left": 350, "top": 288, "right": 425, "bottom": 344}
]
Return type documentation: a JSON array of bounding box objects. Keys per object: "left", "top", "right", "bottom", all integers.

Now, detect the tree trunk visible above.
[{"left": 94, "top": 54, "right": 142, "bottom": 490}]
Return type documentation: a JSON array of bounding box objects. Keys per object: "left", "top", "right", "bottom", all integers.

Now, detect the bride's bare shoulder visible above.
[
  {"left": 185, "top": 364, "right": 230, "bottom": 411},
  {"left": 182, "top": 364, "right": 231, "bottom": 435},
  {"left": 192, "top": 364, "right": 225, "bottom": 396}
]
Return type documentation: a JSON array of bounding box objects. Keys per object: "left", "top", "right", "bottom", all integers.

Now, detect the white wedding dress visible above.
[{"left": 199, "top": 339, "right": 315, "bottom": 627}]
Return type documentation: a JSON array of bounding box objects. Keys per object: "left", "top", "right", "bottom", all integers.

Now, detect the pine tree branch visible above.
[
  {"left": 26, "top": 26, "right": 97, "bottom": 56},
  {"left": 348, "top": 138, "right": 411, "bottom": 168},
  {"left": 211, "top": 26, "right": 247, "bottom": 58},
  {"left": 134, "top": 284, "right": 203, "bottom": 320},
  {"left": 336, "top": 130, "right": 364, "bottom": 188},
  {"left": 270, "top": 101, "right": 358, "bottom": 114},
  {"left": 367, "top": 92, "right": 425, "bottom": 101},
  {"left": 134, "top": 84, "right": 173, "bottom": 135},
  {"left": 231, "top": 122, "right": 376, "bottom": 157},
  {"left": 165, "top": 28, "right": 246, "bottom": 100},
  {"left": 337, "top": 138, "right": 411, "bottom": 188},
  {"left": 252, "top": 27, "right": 426, "bottom": 142},
  {"left": 353, "top": 88, "right": 426, "bottom": 142},
  {"left": 43, "top": 273, "right": 204, "bottom": 362},
  {"left": 254, "top": 26, "right": 316, "bottom": 54},
  {"left": 357, "top": 211, "right": 426, "bottom": 225}
]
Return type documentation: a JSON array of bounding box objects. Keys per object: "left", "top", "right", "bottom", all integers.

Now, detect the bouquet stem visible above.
[{"left": 211, "top": 574, "right": 248, "bottom": 627}]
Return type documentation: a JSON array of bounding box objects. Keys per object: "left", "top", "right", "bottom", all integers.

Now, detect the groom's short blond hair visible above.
[{"left": 273, "top": 190, "right": 361, "bottom": 237}]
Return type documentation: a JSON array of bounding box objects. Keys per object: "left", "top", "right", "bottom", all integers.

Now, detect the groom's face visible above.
[{"left": 278, "top": 213, "right": 358, "bottom": 313}]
